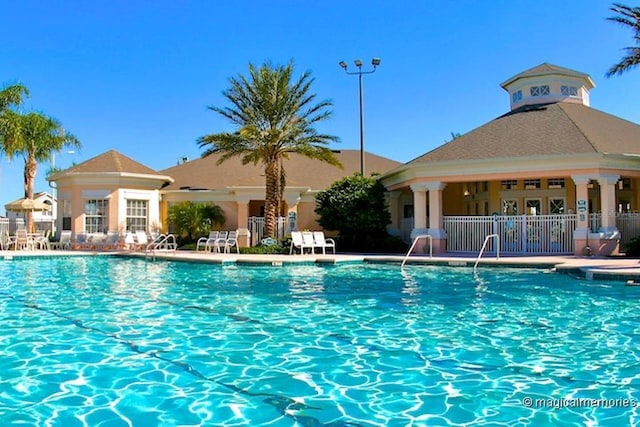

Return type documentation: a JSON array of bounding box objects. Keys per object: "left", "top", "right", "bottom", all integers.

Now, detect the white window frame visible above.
[
  {"left": 549, "top": 198, "right": 565, "bottom": 215},
  {"left": 84, "top": 199, "right": 109, "bottom": 233},
  {"left": 503, "top": 199, "right": 518, "bottom": 215},
  {"left": 525, "top": 198, "right": 542, "bottom": 216},
  {"left": 126, "top": 199, "right": 148, "bottom": 232}
]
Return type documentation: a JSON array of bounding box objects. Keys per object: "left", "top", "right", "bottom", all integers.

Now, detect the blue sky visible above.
[{"left": 1, "top": 0, "right": 639, "bottom": 211}]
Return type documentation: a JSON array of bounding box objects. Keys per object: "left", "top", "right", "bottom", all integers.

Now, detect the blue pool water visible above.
[{"left": 1, "top": 257, "right": 640, "bottom": 426}]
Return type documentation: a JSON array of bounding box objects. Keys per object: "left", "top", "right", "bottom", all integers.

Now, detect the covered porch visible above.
[{"left": 386, "top": 173, "right": 640, "bottom": 256}]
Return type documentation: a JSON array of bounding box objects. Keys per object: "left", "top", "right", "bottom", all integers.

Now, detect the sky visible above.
[{"left": 1, "top": 0, "right": 639, "bottom": 211}]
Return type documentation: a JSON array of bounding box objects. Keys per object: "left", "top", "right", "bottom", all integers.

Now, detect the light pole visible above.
[{"left": 339, "top": 57, "right": 381, "bottom": 176}]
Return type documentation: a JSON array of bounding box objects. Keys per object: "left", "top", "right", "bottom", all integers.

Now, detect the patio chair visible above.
[
  {"left": 134, "top": 231, "right": 149, "bottom": 251},
  {"left": 50, "top": 230, "right": 72, "bottom": 250},
  {"left": 123, "top": 232, "right": 136, "bottom": 250},
  {"left": 196, "top": 231, "right": 219, "bottom": 252},
  {"left": 223, "top": 230, "right": 239, "bottom": 254},
  {"left": 302, "top": 231, "right": 317, "bottom": 253},
  {"left": 9, "top": 229, "right": 35, "bottom": 251},
  {"left": 212, "top": 231, "right": 229, "bottom": 253},
  {"left": 312, "top": 231, "right": 336, "bottom": 254},
  {"left": 290, "top": 231, "right": 313, "bottom": 255}
]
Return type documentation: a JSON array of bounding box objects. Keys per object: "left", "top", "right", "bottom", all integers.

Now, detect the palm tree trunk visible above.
[
  {"left": 264, "top": 161, "right": 279, "bottom": 238},
  {"left": 24, "top": 155, "right": 37, "bottom": 232}
]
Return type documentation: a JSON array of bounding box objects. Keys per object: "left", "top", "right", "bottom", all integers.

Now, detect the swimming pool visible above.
[{"left": 1, "top": 257, "right": 639, "bottom": 426}]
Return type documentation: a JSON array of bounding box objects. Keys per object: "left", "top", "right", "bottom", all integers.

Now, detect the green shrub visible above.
[{"left": 624, "top": 236, "right": 640, "bottom": 257}]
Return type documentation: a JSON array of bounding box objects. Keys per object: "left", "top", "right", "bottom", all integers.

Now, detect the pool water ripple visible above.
[{"left": 2, "top": 258, "right": 640, "bottom": 426}]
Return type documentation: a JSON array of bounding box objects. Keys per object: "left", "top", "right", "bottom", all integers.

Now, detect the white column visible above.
[
  {"left": 571, "top": 174, "right": 591, "bottom": 236},
  {"left": 386, "top": 190, "right": 402, "bottom": 237},
  {"left": 597, "top": 174, "right": 620, "bottom": 231},
  {"left": 284, "top": 192, "right": 301, "bottom": 232},
  {"left": 426, "top": 181, "right": 447, "bottom": 239},
  {"left": 409, "top": 184, "right": 428, "bottom": 238}
]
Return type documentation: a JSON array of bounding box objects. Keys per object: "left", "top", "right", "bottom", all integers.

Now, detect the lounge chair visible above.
[
  {"left": 50, "top": 230, "right": 72, "bottom": 250},
  {"left": 290, "top": 231, "right": 313, "bottom": 255},
  {"left": 313, "top": 231, "right": 336, "bottom": 254},
  {"left": 223, "top": 230, "right": 239, "bottom": 254},
  {"left": 123, "top": 232, "right": 136, "bottom": 250},
  {"left": 196, "top": 231, "right": 219, "bottom": 252},
  {"left": 212, "top": 231, "right": 229, "bottom": 253},
  {"left": 302, "top": 231, "right": 317, "bottom": 253},
  {"left": 134, "top": 231, "right": 149, "bottom": 251}
]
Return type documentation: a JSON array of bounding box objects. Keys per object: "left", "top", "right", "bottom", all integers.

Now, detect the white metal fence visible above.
[
  {"left": 248, "top": 216, "right": 288, "bottom": 246},
  {"left": 590, "top": 212, "right": 640, "bottom": 249},
  {"left": 443, "top": 214, "right": 577, "bottom": 254}
]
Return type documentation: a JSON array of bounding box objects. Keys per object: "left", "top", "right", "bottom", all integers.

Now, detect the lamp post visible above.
[{"left": 339, "top": 57, "right": 381, "bottom": 176}]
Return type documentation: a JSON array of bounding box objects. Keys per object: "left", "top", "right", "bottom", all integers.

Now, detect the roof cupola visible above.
[{"left": 500, "top": 63, "right": 595, "bottom": 111}]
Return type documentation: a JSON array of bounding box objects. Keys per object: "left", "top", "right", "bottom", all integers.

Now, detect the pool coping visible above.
[{"left": 2, "top": 249, "right": 640, "bottom": 282}]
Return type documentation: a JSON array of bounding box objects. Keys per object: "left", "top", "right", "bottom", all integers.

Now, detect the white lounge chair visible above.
[
  {"left": 212, "top": 231, "right": 229, "bottom": 253},
  {"left": 313, "top": 231, "right": 336, "bottom": 254},
  {"left": 134, "top": 231, "right": 149, "bottom": 251},
  {"left": 223, "top": 230, "right": 239, "bottom": 253},
  {"left": 290, "top": 231, "right": 313, "bottom": 255},
  {"left": 196, "top": 231, "right": 219, "bottom": 252},
  {"left": 50, "top": 230, "right": 72, "bottom": 250}
]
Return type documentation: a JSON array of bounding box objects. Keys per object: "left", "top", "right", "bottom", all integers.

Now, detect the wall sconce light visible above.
[{"left": 618, "top": 179, "right": 624, "bottom": 190}]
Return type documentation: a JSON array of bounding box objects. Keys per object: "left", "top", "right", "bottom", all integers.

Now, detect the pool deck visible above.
[{"left": 3, "top": 248, "right": 640, "bottom": 282}]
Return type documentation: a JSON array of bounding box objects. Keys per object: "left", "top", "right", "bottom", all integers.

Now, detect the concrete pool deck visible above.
[{"left": 3, "top": 248, "right": 640, "bottom": 282}]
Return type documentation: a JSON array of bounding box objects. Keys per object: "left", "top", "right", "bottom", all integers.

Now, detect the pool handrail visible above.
[
  {"left": 473, "top": 234, "right": 500, "bottom": 272},
  {"left": 401, "top": 234, "right": 432, "bottom": 268}
]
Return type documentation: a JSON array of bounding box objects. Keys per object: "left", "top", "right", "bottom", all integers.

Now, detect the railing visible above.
[
  {"left": 401, "top": 235, "right": 432, "bottom": 268},
  {"left": 248, "top": 216, "right": 288, "bottom": 246},
  {"left": 145, "top": 234, "right": 177, "bottom": 259},
  {"left": 444, "top": 214, "right": 575, "bottom": 254},
  {"left": 473, "top": 234, "right": 500, "bottom": 272}
]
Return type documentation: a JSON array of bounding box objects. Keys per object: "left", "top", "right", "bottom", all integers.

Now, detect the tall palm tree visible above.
[
  {"left": 1, "top": 110, "right": 80, "bottom": 231},
  {"left": 198, "top": 61, "right": 341, "bottom": 238},
  {"left": 607, "top": 3, "right": 640, "bottom": 77}
]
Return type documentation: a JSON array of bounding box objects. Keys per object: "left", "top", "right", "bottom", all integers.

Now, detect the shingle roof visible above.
[
  {"left": 160, "top": 149, "right": 401, "bottom": 191},
  {"left": 406, "top": 102, "right": 640, "bottom": 165},
  {"left": 500, "top": 63, "right": 595, "bottom": 89},
  {"left": 65, "top": 150, "right": 161, "bottom": 175}
]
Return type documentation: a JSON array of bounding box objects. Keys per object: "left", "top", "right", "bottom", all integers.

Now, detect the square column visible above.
[
  {"left": 571, "top": 174, "right": 592, "bottom": 255},
  {"left": 426, "top": 181, "right": 447, "bottom": 253},
  {"left": 409, "top": 184, "right": 428, "bottom": 239},
  {"left": 236, "top": 197, "right": 251, "bottom": 247},
  {"left": 597, "top": 174, "right": 620, "bottom": 231}
]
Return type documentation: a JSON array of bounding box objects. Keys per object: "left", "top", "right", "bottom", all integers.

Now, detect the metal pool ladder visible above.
[
  {"left": 401, "top": 235, "right": 432, "bottom": 268},
  {"left": 473, "top": 234, "right": 500, "bottom": 272}
]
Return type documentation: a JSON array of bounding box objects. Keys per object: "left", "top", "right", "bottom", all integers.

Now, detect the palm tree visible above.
[
  {"left": 167, "top": 201, "right": 225, "bottom": 244},
  {"left": 0, "top": 83, "right": 29, "bottom": 111},
  {"left": 198, "top": 61, "right": 341, "bottom": 238},
  {"left": 606, "top": 3, "right": 640, "bottom": 77},
  {"left": 1, "top": 110, "right": 80, "bottom": 231}
]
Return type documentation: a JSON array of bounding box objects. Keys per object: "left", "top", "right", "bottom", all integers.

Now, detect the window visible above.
[
  {"left": 530, "top": 85, "right": 550, "bottom": 97},
  {"left": 126, "top": 199, "right": 148, "bottom": 232},
  {"left": 512, "top": 90, "right": 522, "bottom": 103},
  {"left": 548, "top": 178, "right": 565, "bottom": 189},
  {"left": 561, "top": 85, "right": 578, "bottom": 96},
  {"left": 524, "top": 179, "right": 541, "bottom": 189},
  {"left": 549, "top": 198, "right": 565, "bottom": 214},
  {"left": 84, "top": 199, "right": 109, "bottom": 233},
  {"left": 501, "top": 180, "right": 518, "bottom": 190},
  {"left": 503, "top": 199, "right": 518, "bottom": 215},
  {"left": 619, "top": 178, "right": 631, "bottom": 190},
  {"left": 403, "top": 205, "right": 414, "bottom": 219},
  {"left": 62, "top": 200, "right": 72, "bottom": 231},
  {"left": 526, "top": 199, "right": 542, "bottom": 215}
]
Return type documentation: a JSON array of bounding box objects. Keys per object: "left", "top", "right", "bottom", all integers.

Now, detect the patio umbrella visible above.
[{"left": 4, "top": 197, "right": 51, "bottom": 212}]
